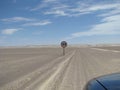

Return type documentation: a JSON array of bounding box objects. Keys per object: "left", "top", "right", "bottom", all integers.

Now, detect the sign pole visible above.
[
  {"left": 63, "top": 47, "right": 65, "bottom": 55},
  {"left": 61, "top": 41, "right": 67, "bottom": 56}
]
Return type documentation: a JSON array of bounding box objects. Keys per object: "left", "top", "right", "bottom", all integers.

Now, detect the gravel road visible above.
[{"left": 0, "top": 47, "right": 120, "bottom": 90}]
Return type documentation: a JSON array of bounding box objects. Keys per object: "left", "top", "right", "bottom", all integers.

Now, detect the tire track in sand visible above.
[
  {"left": 0, "top": 51, "right": 75, "bottom": 90},
  {"left": 36, "top": 51, "right": 76, "bottom": 90}
]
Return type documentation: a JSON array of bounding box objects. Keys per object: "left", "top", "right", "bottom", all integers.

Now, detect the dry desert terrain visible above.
[{"left": 0, "top": 46, "right": 120, "bottom": 90}]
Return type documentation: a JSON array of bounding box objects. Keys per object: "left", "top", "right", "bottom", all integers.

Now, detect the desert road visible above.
[{"left": 0, "top": 47, "right": 120, "bottom": 90}]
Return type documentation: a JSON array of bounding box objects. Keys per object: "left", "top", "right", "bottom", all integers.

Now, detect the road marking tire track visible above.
[
  {"left": 37, "top": 51, "right": 76, "bottom": 90},
  {"left": 0, "top": 51, "right": 75, "bottom": 90}
]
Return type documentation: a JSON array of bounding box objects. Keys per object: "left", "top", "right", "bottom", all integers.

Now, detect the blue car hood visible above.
[{"left": 97, "top": 73, "right": 120, "bottom": 90}]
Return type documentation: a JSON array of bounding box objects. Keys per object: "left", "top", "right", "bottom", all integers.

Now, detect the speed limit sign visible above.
[{"left": 61, "top": 41, "right": 67, "bottom": 55}]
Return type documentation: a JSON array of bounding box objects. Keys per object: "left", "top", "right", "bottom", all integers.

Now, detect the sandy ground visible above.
[
  {"left": 96, "top": 46, "right": 120, "bottom": 51},
  {"left": 0, "top": 46, "right": 120, "bottom": 90}
]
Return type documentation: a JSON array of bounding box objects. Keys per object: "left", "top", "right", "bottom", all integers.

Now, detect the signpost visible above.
[{"left": 61, "top": 41, "right": 67, "bottom": 55}]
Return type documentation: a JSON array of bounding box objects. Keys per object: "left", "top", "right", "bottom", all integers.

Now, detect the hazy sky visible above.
[{"left": 0, "top": 0, "right": 120, "bottom": 46}]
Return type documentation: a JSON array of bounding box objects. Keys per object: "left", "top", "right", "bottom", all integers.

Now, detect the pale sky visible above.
[{"left": 0, "top": 0, "right": 120, "bottom": 46}]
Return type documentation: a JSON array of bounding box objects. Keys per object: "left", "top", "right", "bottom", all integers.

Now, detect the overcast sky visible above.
[{"left": 0, "top": 0, "right": 120, "bottom": 46}]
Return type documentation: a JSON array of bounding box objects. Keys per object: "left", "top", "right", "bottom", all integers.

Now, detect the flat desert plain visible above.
[{"left": 0, "top": 46, "right": 120, "bottom": 90}]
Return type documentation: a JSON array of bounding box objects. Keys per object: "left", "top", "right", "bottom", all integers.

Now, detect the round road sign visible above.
[{"left": 61, "top": 41, "right": 67, "bottom": 48}]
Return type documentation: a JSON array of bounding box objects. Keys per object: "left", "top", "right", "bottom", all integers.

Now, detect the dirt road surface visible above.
[{"left": 0, "top": 47, "right": 120, "bottom": 90}]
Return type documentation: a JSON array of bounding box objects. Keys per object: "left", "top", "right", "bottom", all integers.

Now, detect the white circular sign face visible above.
[{"left": 61, "top": 41, "right": 67, "bottom": 48}]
